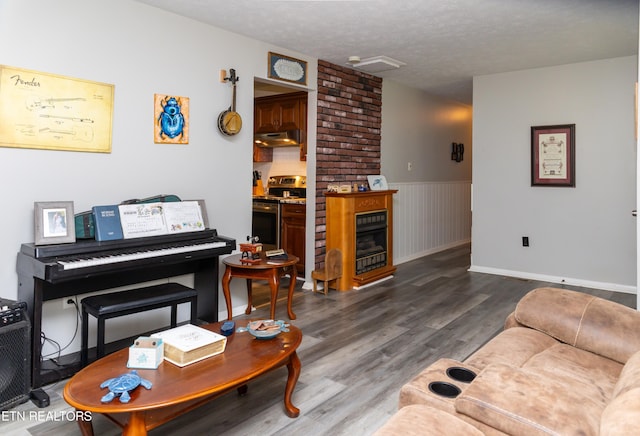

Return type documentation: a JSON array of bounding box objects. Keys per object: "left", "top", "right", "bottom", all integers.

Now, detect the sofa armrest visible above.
[
  {"left": 600, "top": 350, "right": 640, "bottom": 434},
  {"left": 455, "top": 363, "right": 602, "bottom": 436},
  {"left": 514, "top": 287, "right": 640, "bottom": 363},
  {"left": 373, "top": 405, "right": 484, "bottom": 436}
]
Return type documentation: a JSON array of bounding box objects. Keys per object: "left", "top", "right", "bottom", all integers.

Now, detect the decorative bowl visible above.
[{"left": 247, "top": 320, "right": 288, "bottom": 339}]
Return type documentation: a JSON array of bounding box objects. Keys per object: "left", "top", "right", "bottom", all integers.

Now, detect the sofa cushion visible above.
[
  {"left": 464, "top": 326, "right": 558, "bottom": 370},
  {"left": 513, "top": 287, "right": 640, "bottom": 364},
  {"left": 373, "top": 405, "right": 485, "bottom": 436},
  {"left": 522, "top": 343, "right": 622, "bottom": 406},
  {"left": 455, "top": 363, "right": 602, "bottom": 436}
]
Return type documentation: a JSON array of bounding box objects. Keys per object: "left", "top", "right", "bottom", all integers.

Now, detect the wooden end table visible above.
[
  {"left": 222, "top": 253, "right": 299, "bottom": 320},
  {"left": 63, "top": 321, "right": 302, "bottom": 436}
]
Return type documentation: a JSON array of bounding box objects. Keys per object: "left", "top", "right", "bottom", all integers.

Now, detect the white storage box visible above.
[{"left": 127, "top": 336, "right": 164, "bottom": 369}]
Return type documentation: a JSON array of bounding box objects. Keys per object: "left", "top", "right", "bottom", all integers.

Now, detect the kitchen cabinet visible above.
[
  {"left": 253, "top": 92, "right": 307, "bottom": 162},
  {"left": 281, "top": 203, "right": 305, "bottom": 274},
  {"left": 253, "top": 142, "right": 273, "bottom": 162},
  {"left": 255, "top": 92, "right": 303, "bottom": 132},
  {"left": 298, "top": 97, "right": 307, "bottom": 161}
]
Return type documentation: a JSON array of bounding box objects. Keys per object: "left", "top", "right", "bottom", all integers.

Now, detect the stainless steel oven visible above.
[
  {"left": 251, "top": 175, "right": 306, "bottom": 251},
  {"left": 251, "top": 199, "right": 280, "bottom": 251}
]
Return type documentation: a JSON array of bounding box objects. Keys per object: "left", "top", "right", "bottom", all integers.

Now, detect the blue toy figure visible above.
[{"left": 100, "top": 370, "right": 152, "bottom": 403}]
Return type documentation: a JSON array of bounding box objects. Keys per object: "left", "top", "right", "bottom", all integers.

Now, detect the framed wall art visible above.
[
  {"left": 268, "top": 52, "right": 307, "bottom": 85},
  {"left": 154, "top": 94, "right": 189, "bottom": 144},
  {"left": 531, "top": 124, "right": 575, "bottom": 187},
  {"left": 34, "top": 201, "right": 76, "bottom": 245},
  {"left": 0, "top": 65, "right": 114, "bottom": 153}
]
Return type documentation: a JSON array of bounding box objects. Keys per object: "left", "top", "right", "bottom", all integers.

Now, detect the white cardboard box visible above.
[{"left": 127, "top": 336, "right": 164, "bottom": 369}]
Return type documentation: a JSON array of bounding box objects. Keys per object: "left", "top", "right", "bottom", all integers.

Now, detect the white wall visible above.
[
  {"left": 381, "top": 80, "right": 472, "bottom": 182},
  {"left": 471, "top": 56, "right": 637, "bottom": 292},
  {"left": 0, "top": 0, "right": 317, "bottom": 354},
  {"left": 636, "top": 8, "right": 640, "bottom": 309},
  {"left": 381, "top": 80, "right": 474, "bottom": 264}
]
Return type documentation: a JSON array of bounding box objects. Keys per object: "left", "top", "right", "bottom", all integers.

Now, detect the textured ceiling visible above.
[{"left": 136, "top": 0, "right": 638, "bottom": 104}]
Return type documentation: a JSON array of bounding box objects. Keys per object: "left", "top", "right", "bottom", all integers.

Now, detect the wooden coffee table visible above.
[
  {"left": 222, "top": 253, "right": 299, "bottom": 321},
  {"left": 63, "top": 321, "right": 302, "bottom": 436}
]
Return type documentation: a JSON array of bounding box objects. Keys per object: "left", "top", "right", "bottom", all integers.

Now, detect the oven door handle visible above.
[{"left": 253, "top": 204, "right": 278, "bottom": 212}]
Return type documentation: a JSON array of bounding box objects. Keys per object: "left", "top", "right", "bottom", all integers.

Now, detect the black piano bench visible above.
[{"left": 80, "top": 283, "right": 198, "bottom": 366}]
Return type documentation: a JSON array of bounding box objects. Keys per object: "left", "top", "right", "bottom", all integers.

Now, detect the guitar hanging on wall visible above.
[{"left": 217, "top": 69, "right": 242, "bottom": 136}]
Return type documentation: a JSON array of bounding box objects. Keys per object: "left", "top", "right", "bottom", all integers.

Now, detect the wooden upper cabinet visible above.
[
  {"left": 277, "top": 98, "right": 300, "bottom": 131},
  {"left": 252, "top": 140, "right": 273, "bottom": 162},
  {"left": 255, "top": 92, "right": 305, "bottom": 133},
  {"left": 254, "top": 91, "right": 307, "bottom": 162}
]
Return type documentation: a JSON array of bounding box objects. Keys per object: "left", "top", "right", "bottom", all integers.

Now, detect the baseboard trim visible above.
[
  {"left": 468, "top": 265, "right": 636, "bottom": 294},
  {"left": 395, "top": 239, "right": 471, "bottom": 265}
]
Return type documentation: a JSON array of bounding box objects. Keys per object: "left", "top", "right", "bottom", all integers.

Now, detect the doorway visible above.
[{"left": 252, "top": 79, "right": 311, "bottom": 282}]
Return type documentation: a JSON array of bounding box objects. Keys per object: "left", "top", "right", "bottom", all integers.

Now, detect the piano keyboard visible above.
[{"left": 57, "top": 241, "right": 227, "bottom": 270}]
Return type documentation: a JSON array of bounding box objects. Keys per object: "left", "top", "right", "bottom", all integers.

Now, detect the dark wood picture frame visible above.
[
  {"left": 268, "top": 52, "right": 307, "bottom": 85},
  {"left": 531, "top": 124, "right": 575, "bottom": 187}
]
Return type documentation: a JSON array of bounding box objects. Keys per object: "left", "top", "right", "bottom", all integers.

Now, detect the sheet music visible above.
[
  {"left": 163, "top": 201, "right": 205, "bottom": 233},
  {"left": 118, "top": 203, "right": 168, "bottom": 239},
  {"left": 118, "top": 201, "right": 205, "bottom": 239}
]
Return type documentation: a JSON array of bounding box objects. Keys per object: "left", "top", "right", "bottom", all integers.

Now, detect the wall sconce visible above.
[{"left": 451, "top": 142, "right": 464, "bottom": 162}]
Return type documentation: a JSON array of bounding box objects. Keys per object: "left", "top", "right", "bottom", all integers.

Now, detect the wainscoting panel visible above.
[{"left": 390, "top": 181, "right": 472, "bottom": 264}]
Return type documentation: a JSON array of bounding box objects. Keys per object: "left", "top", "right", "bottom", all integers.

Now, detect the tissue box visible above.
[{"left": 127, "top": 336, "right": 164, "bottom": 369}]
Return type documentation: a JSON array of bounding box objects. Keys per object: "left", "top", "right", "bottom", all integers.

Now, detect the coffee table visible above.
[
  {"left": 222, "top": 253, "right": 299, "bottom": 321},
  {"left": 63, "top": 320, "right": 302, "bottom": 436}
]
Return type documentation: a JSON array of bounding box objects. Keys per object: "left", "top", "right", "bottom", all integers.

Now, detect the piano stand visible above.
[
  {"left": 80, "top": 283, "right": 198, "bottom": 367},
  {"left": 16, "top": 229, "right": 235, "bottom": 388}
]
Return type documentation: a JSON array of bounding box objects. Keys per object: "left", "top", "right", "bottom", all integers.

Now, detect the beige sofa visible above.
[{"left": 375, "top": 287, "right": 640, "bottom": 435}]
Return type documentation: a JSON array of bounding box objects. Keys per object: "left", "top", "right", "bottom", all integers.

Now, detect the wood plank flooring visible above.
[{"left": 2, "top": 244, "right": 635, "bottom": 436}]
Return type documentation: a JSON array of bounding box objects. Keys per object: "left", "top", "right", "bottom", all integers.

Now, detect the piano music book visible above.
[
  {"left": 92, "top": 205, "right": 124, "bottom": 241},
  {"left": 118, "top": 201, "right": 205, "bottom": 239},
  {"left": 151, "top": 324, "right": 227, "bottom": 367},
  {"left": 118, "top": 203, "right": 168, "bottom": 239}
]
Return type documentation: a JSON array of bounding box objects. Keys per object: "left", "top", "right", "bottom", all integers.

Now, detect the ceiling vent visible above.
[{"left": 349, "top": 55, "right": 406, "bottom": 73}]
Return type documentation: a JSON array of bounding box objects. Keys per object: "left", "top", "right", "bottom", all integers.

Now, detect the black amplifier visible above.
[{"left": 0, "top": 298, "right": 27, "bottom": 328}]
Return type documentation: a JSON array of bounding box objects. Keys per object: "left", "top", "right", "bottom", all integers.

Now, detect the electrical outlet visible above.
[
  {"left": 522, "top": 236, "right": 529, "bottom": 247},
  {"left": 63, "top": 297, "right": 76, "bottom": 309}
]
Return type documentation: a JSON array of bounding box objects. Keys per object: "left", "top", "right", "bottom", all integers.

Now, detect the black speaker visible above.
[{"left": 0, "top": 306, "right": 30, "bottom": 411}]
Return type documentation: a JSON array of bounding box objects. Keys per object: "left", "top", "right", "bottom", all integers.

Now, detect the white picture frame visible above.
[{"left": 367, "top": 175, "right": 389, "bottom": 191}]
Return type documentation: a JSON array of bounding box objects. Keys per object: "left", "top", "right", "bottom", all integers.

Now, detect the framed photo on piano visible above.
[{"left": 34, "top": 201, "right": 76, "bottom": 245}]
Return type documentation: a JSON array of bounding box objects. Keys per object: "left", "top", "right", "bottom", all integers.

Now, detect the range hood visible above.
[{"left": 254, "top": 129, "right": 302, "bottom": 147}]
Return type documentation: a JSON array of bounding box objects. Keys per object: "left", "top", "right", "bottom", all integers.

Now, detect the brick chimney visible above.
[{"left": 315, "top": 60, "right": 383, "bottom": 268}]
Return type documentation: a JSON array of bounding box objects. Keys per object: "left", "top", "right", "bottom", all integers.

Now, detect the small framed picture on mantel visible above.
[
  {"left": 367, "top": 175, "right": 389, "bottom": 191},
  {"left": 531, "top": 124, "right": 575, "bottom": 187}
]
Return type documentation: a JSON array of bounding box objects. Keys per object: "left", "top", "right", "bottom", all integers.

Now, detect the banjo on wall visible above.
[{"left": 217, "top": 68, "right": 242, "bottom": 136}]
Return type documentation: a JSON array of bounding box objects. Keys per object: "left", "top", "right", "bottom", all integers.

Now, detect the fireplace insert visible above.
[{"left": 355, "top": 210, "right": 388, "bottom": 275}]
